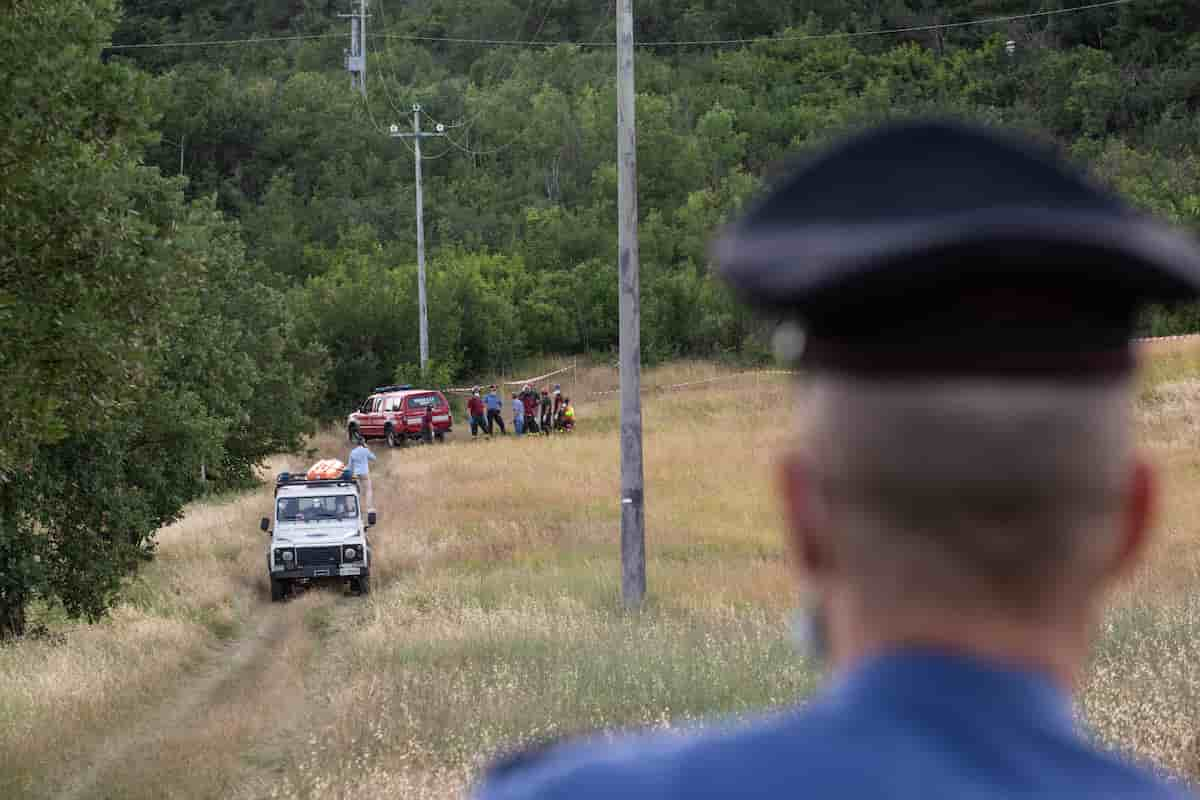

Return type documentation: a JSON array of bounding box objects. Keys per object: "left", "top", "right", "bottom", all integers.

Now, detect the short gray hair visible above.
[{"left": 796, "top": 374, "right": 1134, "bottom": 613}]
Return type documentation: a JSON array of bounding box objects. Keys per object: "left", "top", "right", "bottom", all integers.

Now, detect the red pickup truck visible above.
[{"left": 347, "top": 385, "right": 453, "bottom": 447}]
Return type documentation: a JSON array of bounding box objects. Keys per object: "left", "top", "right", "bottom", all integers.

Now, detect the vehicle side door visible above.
[
  {"left": 382, "top": 395, "right": 402, "bottom": 433},
  {"left": 363, "top": 396, "right": 385, "bottom": 437}
]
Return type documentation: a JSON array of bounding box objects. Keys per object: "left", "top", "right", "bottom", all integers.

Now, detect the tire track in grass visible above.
[{"left": 55, "top": 590, "right": 331, "bottom": 800}]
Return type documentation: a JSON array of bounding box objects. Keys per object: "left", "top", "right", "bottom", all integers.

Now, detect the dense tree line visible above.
[
  {"left": 2, "top": 0, "right": 1198, "bottom": 635},
  {"left": 113, "top": 1, "right": 1200, "bottom": 411}
]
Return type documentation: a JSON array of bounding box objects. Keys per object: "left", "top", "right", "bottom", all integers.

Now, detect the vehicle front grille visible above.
[{"left": 295, "top": 546, "right": 340, "bottom": 567}]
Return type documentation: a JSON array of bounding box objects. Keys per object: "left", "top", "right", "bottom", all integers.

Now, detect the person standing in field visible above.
[
  {"left": 472, "top": 121, "right": 1200, "bottom": 800},
  {"left": 485, "top": 384, "right": 506, "bottom": 435},
  {"left": 512, "top": 392, "right": 525, "bottom": 436},
  {"left": 347, "top": 436, "right": 376, "bottom": 510},
  {"left": 539, "top": 388, "right": 553, "bottom": 435},
  {"left": 467, "top": 388, "right": 489, "bottom": 437},
  {"left": 552, "top": 384, "right": 564, "bottom": 418},
  {"left": 522, "top": 385, "right": 541, "bottom": 435}
]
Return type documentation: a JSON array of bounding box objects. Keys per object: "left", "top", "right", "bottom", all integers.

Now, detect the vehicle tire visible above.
[
  {"left": 347, "top": 425, "right": 358, "bottom": 443},
  {"left": 355, "top": 576, "right": 371, "bottom": 596},
  {"left": 385, "top": 427, "right": 399, "bottom": 448},
  {"left": 434, "top": 432, "right": 446, "bottom": 443},
  {"left": 270, "top": 577, "right": 288, "bottom": 602}
]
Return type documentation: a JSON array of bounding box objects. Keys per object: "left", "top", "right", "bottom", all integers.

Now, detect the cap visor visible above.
[{"left": 714, "top": 210, "right": 1200, "bottom": 315}]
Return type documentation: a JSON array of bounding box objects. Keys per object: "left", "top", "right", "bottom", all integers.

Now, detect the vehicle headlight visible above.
[
  {"left": 344, "top": 547, "right": 357, "bottom": 561},
  {"left": 281, "top": 550, "right": 294, "bottom": 563}
]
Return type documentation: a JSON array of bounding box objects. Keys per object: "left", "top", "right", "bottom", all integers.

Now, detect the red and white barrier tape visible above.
[
  {"left": 446, "top": 364, "right": 577, "bottom": 395},
  {"left": 587, "top": 370, "right": 795, "bottom": 398}
]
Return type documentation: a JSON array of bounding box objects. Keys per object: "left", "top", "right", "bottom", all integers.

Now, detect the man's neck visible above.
[{"left": 828, "top": 597, "right": 1093, "bottom": 691}]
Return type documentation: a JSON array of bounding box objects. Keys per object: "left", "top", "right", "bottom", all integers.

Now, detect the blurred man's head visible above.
[
  {"left": 780, "top": 372, "right": 1152, "bottom": 682},
  {"left": 712, "top": 121, "right": 1200, "bottom": 685}
]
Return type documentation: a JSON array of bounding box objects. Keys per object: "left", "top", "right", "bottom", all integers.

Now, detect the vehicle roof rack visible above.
[
  {"left": 373, "top": 384, "right": 413, "bottom": 393},
  {"left": 274, "top": 472, "right": 358, "bottom": 492}
]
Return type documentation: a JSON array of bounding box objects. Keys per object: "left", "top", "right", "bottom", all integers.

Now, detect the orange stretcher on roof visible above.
[{"left": 306, "top": 459, "right": 347, "bottom": 480}]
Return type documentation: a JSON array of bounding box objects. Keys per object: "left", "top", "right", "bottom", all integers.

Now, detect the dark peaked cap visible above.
[{"left": 713, "top": 120, "right": 1200, "bottom": 376}]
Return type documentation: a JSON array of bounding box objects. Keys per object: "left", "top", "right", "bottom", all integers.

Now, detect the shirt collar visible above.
[{"left": 828, "top": 647, "right": 1076, "bottom": 735}]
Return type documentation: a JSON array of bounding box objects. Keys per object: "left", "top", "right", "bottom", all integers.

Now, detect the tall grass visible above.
[{"left": 4, "top": 352, "right": 1200, "bottom": 797}]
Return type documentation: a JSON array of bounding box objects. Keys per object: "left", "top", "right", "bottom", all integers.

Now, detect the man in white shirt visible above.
[{"left": 347, "top": 436, "right": 377, "bottom": 510}]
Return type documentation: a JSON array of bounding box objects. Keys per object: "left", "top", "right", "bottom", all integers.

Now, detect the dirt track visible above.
[{"left": 53, "top": 588, "right": 341, "bottom": 800}]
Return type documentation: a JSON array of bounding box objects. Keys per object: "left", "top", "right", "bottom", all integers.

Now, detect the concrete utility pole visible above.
[
  {"left": 340, "top": 0, "right": 368, "bottom": 98},
  {"left": 390, "top": 105, "right": 445, "bottom": 370},
  {"left": 616, "top": 0, "right": 646, "bottom": 609}
]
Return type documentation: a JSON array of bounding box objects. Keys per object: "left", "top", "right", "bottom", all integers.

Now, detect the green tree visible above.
[{"left": 1, "top": 0, "right": 320, "bottom": 638}]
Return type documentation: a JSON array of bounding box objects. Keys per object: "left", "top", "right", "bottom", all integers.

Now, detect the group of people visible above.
[{"left": 466, "top": 383, "right": 575, "bottom": 437}]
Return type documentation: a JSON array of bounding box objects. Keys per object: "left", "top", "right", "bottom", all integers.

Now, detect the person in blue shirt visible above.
[
  {"left": 512, "top": 392, "right": 525, "bottom": 436},
  {"left": 472, "top": 121, "right": 1200, "bottom": 800},
  {"left": 347, "top": 436, "right": 377, "bottom": 510},
  {"left": 485, "top": 384, "right": 507, "bottom": 435}
]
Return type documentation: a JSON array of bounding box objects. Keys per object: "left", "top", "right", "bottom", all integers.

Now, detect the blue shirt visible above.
[
  {"left": 474, "top": 649, "right": 1190, "bottom": 800},
  {"left": 347, "top": 445, "right": 376, "bottom": 477},
  {"left": 486, "top": 392, "right": 503, "bottom": 412},
  {"left": 513, "top": 398, "right": 524, "bottom": 417}
]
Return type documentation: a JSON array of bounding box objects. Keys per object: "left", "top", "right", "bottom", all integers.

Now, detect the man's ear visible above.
[
  {"left": 779, "top": 455, "right": 833, "bottom": 577},
  {"left": 1110, "top": 456, "right": 1156, "bottom": 581}
]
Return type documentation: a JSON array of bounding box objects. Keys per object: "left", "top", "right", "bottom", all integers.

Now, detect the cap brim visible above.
[{"left": 713, "top": 209, "right": 1200, "bottom": 316}]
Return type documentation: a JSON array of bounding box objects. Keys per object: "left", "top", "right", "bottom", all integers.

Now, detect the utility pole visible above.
[
  {"left": 161, "top": 136, "right": 184, "bottom": 176},
  {"left": 390, "top": 105, "right": 445, "bottom": 370},
  {"left": 340, "top": 0, "right": 368, "bottom": 98},
  {"left": 616, "top": 0, "right": 646, "bottom": 609}
]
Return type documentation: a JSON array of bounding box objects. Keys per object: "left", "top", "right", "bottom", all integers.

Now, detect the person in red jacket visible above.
[
  {"left": 521, "top": 385, "right": 541, "bottom": 435},
  {"left": 467, "top": 388, "right": 489, "bottom": 437}
]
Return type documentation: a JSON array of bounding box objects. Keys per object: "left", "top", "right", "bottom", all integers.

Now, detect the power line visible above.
[
  {"left": 369, "top": 0, "right": 427, "bottom": 124},
  {"left": 427, "top": 0, "right": 558, "bottom": 159},
  {"left": 106, "top": 32, "right": 342, "bottom": 49},
  {"left": 108, "top": 0, "right": 1134, "bottom": 51},
  {"left": 429, "top": 0, "right": 557, "bottom": 154},
  {"left": 367, "top": 0, "right": 549, "bottom": 159},
  {"left": 371, "top": 0, "right": 1135, "bottom": 49}
]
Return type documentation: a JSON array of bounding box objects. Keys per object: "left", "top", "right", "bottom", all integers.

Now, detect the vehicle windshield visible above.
[
  {"left": 276, "top": 495, "right": 358, "bottom": 523},
  {"left": 406, "top": 394, "right": 440, "bottom": 409}
]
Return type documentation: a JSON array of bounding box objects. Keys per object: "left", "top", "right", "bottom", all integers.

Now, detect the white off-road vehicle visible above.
[{"left": 260, "top": 471, "right": 376, "bottom": 602}]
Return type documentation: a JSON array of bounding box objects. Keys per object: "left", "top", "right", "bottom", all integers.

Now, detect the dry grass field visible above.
[{"left": 4, "top": 350, "right": 1200, "bottom": 798}]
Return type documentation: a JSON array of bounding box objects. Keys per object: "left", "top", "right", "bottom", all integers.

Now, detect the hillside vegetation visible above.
[
  {"left": 3, "top": 0, "right": 1200, "bottom": 632},
  {"left": 5, "top": 353, "right": 1200, "bottom": 797}
]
